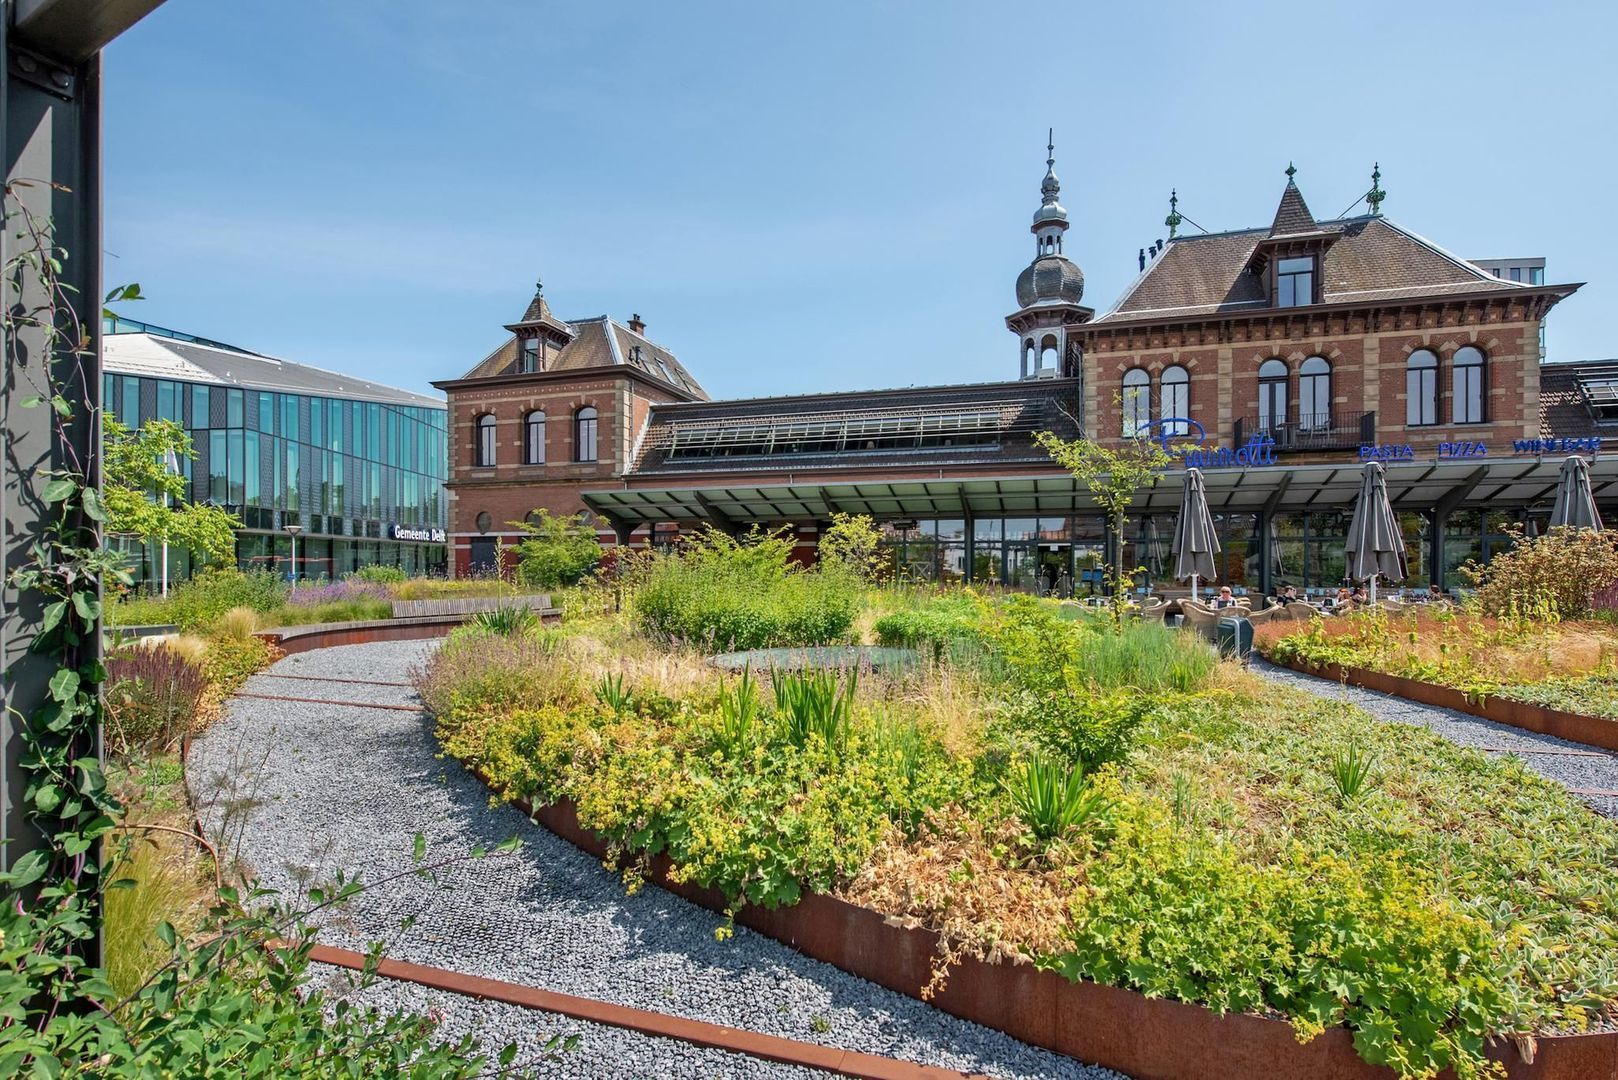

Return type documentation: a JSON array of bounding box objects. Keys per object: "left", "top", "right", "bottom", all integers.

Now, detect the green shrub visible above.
[
  {"left": 350, "top": 564, "right": 407, "bottom": 584},
  {"left": 512, "top": 509, "right": 601, "bottom": 589},
  {"left": 199, "top": 633, "right": 274, "bottom": 698},
  {"left": 872, "top": 593, "right": 986, "bottom": 662},
  {"left": 1463, "top": 525, "right": 1618, "bottom": 620},
  {"left": 634, "top": 526, "right": 861, "bottom": 650}
]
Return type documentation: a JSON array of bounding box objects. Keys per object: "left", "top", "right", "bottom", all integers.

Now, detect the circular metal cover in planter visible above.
[{"left": 706, "top": 646, "right": 918, "bottom": 673}]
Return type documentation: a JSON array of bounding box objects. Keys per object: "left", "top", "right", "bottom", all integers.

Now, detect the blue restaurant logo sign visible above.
[
  {"left": 1437, "top": 440, "right": 1488, "bottom": 459},
  {"left": 1512, "top": 437, "right": 1601, "bottom": 455},
  {"left": 1359, "top": 443, "right": 1415, "bottom": 462},
  {"left": 1141, "top": 418, "right": 1278, "bottom": 468}
]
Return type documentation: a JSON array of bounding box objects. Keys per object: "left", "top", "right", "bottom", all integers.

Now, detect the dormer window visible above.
[
  {"left": 519, "top": 335, "right": 541, "bottom": 373},
  {"left": 1276, "top": 256, "right": 1315, "bottom": 307}
]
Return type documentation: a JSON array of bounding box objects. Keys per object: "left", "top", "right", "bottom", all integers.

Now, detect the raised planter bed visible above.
[
  {"left": 389, "top": 594, "right": 552, "bottom": 619},
  {"left": 257, "top": 608, "right": 560, "bottom": 655},
  {"left": 1266, "top": 655, "right": 1618, "bottom": 755},
  {"left": 494, "top": 785, "right": 1617, "bottom": 1080}
]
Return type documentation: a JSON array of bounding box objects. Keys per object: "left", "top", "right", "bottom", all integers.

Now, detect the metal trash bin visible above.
[{"left": 1216, "top": 616, "right": 1254, "bottom": 659}]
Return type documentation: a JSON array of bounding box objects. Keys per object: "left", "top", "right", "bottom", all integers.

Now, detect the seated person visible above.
[
  {"left": 1213, "top": 585, "right": 1238, "bottom": 609},
  {"left": 1427, "top": 583, "right": 1444, "bottom": 602},
  {"left": 1351, "top": 585, "right": 1369, "bottom": 604},
  {"left": 1274, "top": 584, "right": 1299, "bottom": 606},
  {"left": 1335, "top": 586, "right": 1352, "bottom": 606}
]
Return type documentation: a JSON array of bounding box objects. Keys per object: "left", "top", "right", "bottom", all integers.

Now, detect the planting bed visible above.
[{"left": 708, "top": 646, "right": 919, "bottom": 673}]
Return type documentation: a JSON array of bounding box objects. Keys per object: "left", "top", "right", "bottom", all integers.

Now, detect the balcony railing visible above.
[{"left": 1233, "top": 410, "right": 1375, "bottom": 453}]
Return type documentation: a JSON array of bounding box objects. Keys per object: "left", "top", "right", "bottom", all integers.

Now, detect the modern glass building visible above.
[{"left": 103, "top": 317, "right": 448, "bottom": 584}]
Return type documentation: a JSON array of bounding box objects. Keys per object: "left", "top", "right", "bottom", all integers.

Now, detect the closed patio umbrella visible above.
[
  {"left": 1173, "top": 467, "right": 1220, "bottom": 600},
  {"left": 1344, "top": 461, "right": 1407, "bottom": 605},
  {"left": 1549, "top": 456, "right": 1603, "bottom": 531}
]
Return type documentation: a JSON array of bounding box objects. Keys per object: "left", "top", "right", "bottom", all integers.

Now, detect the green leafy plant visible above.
[
  {"left": 103, "top": 645, "right": 208, "bottom": 753},
  {"left": 350, "top": 563, "right": 407, "bottom": 584},
  {"left": 468, "top": 603, "right": 538, "bottom": 636},
  {"left": 716, "top": 666, "right": 760, "bottom": 755},
  {"left": 817, "top": 512, "right": 887, "bottom": 582},
  {"left": 102, "top": 416, "right": 241, "bottom": 568},
  {"left": 1004, "top": 754, "right": 1109, "bottom": 844},
  {"left": 1329, "top": 741, "right": 1376, "bottom": 800},
  {"left": 595, "top": 671, "right": 634, "bottom": 715},
  {"left": 772, "top": 666, "right": 857, "bottom": 752},
  {"left": 1463, "top": 525, "right": 1618, "bottom": 621}
]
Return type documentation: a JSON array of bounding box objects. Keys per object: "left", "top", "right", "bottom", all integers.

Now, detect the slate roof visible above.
[
  {"left": 1270, "top": 179, "right": 1318, "bottom": 236},
  {"left": 104, "top": 332, "right": 445, "bottom": 409},
  {"left": 1095, "top": 214, "right": 1529, "bottom": 324},
  {"left": 630, "top": 379, "right": 1081, "bottom": 475},
  {"left": 457, "top": 316, "right": 707, "bottom": 399}
]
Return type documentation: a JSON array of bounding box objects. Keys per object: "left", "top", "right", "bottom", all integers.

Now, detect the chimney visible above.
[
  {"left": 628, "top": 312, "right": 646, "bottom": 335},
  {"left": 1138, "top": 248, "right": 1146, "bottom": 271}
]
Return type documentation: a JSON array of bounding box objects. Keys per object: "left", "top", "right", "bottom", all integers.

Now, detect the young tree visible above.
[
  {"left": 103, "top": 417, "right": 239, "bottom": 568},
  {"left": 510, "top": 509, "right": 602, "bottom": 588},
  {"left": 1035, "top": 430, "right": 1171, "bottom": 631},
  {"left": 818, "top": 512, "right": 886, "bottom": 582}
]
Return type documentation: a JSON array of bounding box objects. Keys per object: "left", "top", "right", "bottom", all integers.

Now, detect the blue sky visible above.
[{"left": 105, "top": 1, "right": 1617, "bottom": 401}]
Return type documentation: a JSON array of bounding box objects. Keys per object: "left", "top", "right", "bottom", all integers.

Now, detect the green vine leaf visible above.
[{"left": 40, "top": 476, "right": 76, "bottom": 504}]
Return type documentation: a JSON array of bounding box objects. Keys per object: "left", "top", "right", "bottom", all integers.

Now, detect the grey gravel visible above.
[
  {"left": 188, "top": 639, "right": 1123, "bottom": 1079},
  {"left": 1252, "top": 657, "right": 1618, "bottom": 817}
]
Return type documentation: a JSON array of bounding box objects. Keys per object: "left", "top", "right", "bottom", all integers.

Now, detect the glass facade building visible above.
[{"left": 103, "top": 321, "right": 447, "bottom": 584}]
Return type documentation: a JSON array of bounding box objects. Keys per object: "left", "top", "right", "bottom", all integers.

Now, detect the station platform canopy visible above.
[{"left": 582, "top": 454, "right": 1618, "bottom": 528}]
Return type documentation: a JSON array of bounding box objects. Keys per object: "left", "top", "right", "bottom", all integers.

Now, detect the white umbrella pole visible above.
[
  {"left": 1369, "top": 575, "right": 1377, "bottom": 606},
  {"left": 1191, "top": 573, "right": 1198, "bottom": 601}
]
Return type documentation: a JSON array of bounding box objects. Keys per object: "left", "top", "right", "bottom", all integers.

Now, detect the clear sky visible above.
[{"left": 104, "top": 1, "right": 1618, "bottom": 401}]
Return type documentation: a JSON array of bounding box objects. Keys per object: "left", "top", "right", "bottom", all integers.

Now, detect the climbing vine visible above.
[{"left": 0, "top": 183, "right": 554, "bottom": 1074}]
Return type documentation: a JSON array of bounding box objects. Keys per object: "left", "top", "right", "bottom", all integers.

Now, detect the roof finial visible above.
[
  {"left": 1165, "top": 189, "right": 1182, "bottom": 239},
  {"left": 1047, "top": 127, "right": 1054, "bottom": 168},
  {"left": 534, "top": 279, "right": 543, "bottom": 295},
  {"left": 1285, "top": 161, "right": 1297, "bottom": 182},
  {"left": 1040, "top": 130, "right": 1061, "bottom": 206},
  {"left": 1367, "top": 162, "right": 1386, "bottom": 216}
]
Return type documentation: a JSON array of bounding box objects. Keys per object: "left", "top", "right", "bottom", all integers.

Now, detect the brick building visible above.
[{"left": 438, "top": 151, "right": 1615, "bottom": 593}]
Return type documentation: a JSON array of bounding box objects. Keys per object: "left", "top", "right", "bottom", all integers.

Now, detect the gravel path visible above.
[
  {"left": 1252, "top": 657, "right": 1618, "bottom": 818},
  {"left": 188, "top": 639, "right": 1122, "bottom": 1080}
]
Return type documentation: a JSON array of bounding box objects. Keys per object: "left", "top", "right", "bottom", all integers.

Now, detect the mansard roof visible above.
[{"left": 1094, "top": 214, "right": 1533, "bottom": 325}]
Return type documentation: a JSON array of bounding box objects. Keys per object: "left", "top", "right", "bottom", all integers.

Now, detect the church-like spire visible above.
[
  {"left": 1030, "top": 130, "right": 1069, "bottom": 258},
  {"left": 1165, "top": 189, "right": 1182, "bottom": 239},
  {"left": 1270, "top": 163, "right": 1318, "bottom": 236},
  {"left": 1040, "top": 129, "right": 1060, "bottom": 205}
]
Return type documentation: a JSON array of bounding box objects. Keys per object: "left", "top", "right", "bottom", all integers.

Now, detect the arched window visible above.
[
  {"left": 523, "top": 410, "right": 546, "bottom": 465},
  {"left": 474, "top": 414, "right": 497, "bottom": 467},
  {"left": 1122, "top": 368, "right": 1151, "bottom": 437},
  {"left": 1406, "top": 349, "right": 1439, "bottom": 426},
  {"left": 1453, "top": 346, "right": 1486, "bottom": 424},
  {"left": 1160, "top": 365, "right": 1189, "bottom": 435},
  {"left": 1258, "top": 359, "right": 1288, "bottom": 433},
  {"left": 574, "top": 406, "right": 598, "bottom": 463},
  {"left": 1299, "top": 356, "right": 1331, "bottom": 431},
  {"left": 1039, "top": 334, "right": 1059, "bottom": 372},
  {"left": 1023, "top": 339, "right": 1034, "bottom": 376}
]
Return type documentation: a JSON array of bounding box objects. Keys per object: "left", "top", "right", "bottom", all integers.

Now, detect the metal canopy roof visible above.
[{"left": 582, "top": 455, "right": 1618, "bottom": 527}]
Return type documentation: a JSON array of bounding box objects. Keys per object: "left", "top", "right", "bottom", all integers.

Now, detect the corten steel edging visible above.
[
  {"left": 490, "top": 783, "right": 1618, "bottom": 1080},
  {"left": 1269, "top": 656, "right": 1618, "bottom": 755},
  {"left": 304, "top": 942, "right": 979, "bottom": 1080}
]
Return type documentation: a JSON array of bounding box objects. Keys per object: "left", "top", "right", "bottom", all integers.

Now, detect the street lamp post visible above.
[
  {"left": 160, "top": 448, "right": 180, "bottom": 597},
  {"left": 284, "top": 522, "right": 302, "bottom": 591}
]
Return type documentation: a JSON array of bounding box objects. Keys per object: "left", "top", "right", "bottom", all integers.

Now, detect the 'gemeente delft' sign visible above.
[
  {"left": 390, "top": 524, "right": 446, "bottom": 543},
  {"left": 1140, "top": 418, "right": 1278, "bottom": 468}
]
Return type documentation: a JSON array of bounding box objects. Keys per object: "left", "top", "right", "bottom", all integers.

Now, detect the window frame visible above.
[
  {"left": 1258, "top": 358, "right": 1289, "bottom": 432},
  {"left": 574, "top": 406, "right": 599, "bottom": 464},
  {"left": 1160, "top": 365, "right": 1189, "bottom": 435},
  {"left": 1275, "top": 256, "right": 1316, "bottom": 308},
  {"left": 1121, "top": 368, "right": 1151, "bottom": 438},
  {"left": 1298, "top": 356, "right": 1331, "bottom": 431},
  {"left": 1452, "top": 346, "right": 1486, "bottom": 424},
  {"left": 1406, "top": 349, "right": 1439, "bottom": 427},
  {"left": 474, "top": 413, "right": 497, "bottom": 467},
  {"left": 523, "top": 410, "right": 546, "bottom": 465},
  {"left": 519, "top": 335, "right": 541, "bottom": 373}
]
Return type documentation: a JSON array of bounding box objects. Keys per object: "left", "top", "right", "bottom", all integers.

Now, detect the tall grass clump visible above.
[
  {"left": 1074, "top": 621, "right": 1215, "bottom": 693},
  {"left": 103, "top": 832, "right": 202, "bottom": 997},
  {"left": 634, "top": 526, "right": 861, "bottom": 651}
]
